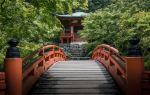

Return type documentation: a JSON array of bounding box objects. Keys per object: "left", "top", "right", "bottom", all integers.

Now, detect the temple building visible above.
[{"left": 56, "top": 12, "right": 88, "bottom": 43}]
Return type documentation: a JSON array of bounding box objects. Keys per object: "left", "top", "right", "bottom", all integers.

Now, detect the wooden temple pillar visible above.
[
  {"left": 71, "top": 25, "right": 74, "bottom": 41},
  {"left": 60, "top": 38, "right": 64, "bottom": 43},
  {"left": 67, "top": 38, "right": 69, "bottom": 43}
]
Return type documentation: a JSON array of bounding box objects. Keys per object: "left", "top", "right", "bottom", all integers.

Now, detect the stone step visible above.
[
  {"left": 70, "top": 57, "right": 90, "bottom": 60},
  {"left": 59, "top": 43, "right": 88, "bottom": 58}
]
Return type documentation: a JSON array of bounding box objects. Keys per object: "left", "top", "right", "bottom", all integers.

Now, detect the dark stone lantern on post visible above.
[
  {"left": 127, "top": 38, "right": 142, "bottom": 57},
  {"left": 6, "top": 38, "right": 20, "bottom": 58}
]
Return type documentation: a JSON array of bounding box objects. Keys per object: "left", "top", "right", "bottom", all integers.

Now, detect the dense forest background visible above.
[
  {"left": 0, "top": 0, "right": 88, "bottom": 67},
  {"left": 81, "top": 0, "right": 150, "bottom": 68}
]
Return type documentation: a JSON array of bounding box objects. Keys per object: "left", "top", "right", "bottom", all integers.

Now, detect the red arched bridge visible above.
[{"left": 0, "top": 39, "right": 150, "bottom": 95}]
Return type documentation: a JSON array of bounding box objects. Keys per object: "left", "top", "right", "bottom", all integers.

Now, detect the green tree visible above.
[
  {"left": 0, "top": 0, "right": 88, "bottom": 65},
  {"left": 80, "top": 0, "right": 150, "bottom": 68},
  {"left": 88, "top": 0, "right": 111, "bottom": 12}
]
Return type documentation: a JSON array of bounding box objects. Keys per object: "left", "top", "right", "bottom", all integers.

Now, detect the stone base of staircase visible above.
[{"left": 59, "top": 42, "right": 89, "bottom": 60}]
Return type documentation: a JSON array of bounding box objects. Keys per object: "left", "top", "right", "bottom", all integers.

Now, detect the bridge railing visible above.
[
  {"left": 142, "top": 71, "right": 150, "bottom": 94},
  {"left": 92, "top": 43, "right": 149, "bottom": 95},
  {"left": 0, "top": 39, "right": 67, "bottom": 95},
  {"left": 0, "top": 72, "right": 5, "bottom": 95},
  {"left": 92, "top": 44, "right": 127, "bottom": 93}
]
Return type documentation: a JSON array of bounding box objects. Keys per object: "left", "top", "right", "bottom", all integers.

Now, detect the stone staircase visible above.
[{"left": 59, "top": 42, "right": 90, "bottom": 60}]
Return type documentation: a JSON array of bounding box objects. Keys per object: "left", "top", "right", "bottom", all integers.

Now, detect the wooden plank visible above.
[
  {"left": 53, "top": 63, "right": 101, "bottom": 65},
  {"left": 51, "top": 67, "right": 103, "bottom": 69},
  {"left": 34, "top": 84, "right": 117, "bottom": 89},
  {"left": 54, "top": 62, "right": 99, "bottom": 63},
  {"left": 56, "top": 60, "right": 97, "bottom": 63},
  {"left": 52, "top": 65, "right": 102, "bottom": 67},
  {"left": 39, "top": 77, "right": 112, "bottom": 81},
  {"left": 51, "top": 68, "right": 106, "bottom": 70},
  {"left": 55, "top": 62, "right": 98, "bottom": 64},
  {"left": 30, "top": 93, "right": 116, "bottom": 95},
  {"left": 38, "top": 80, "right": 115, "bottom": 85},
  {"left": 41, "top": 75, "right": 111, "bottom": 78},
  {"left": 50, "top": 69, "right": 106, "bottom": 71},
  {"left": 54, "top": 62, "right": 99, "bottom": 64},
  {"left": 54, "top": 63, "right": 101, "bottom": 64},
  {"left": 43, "top": 72, "right": 109, "bottom": 75},
  {"left": 31, "top": 88, "right": 119, "bottom": 94},
  {"left": 47, "top": 70, "right": 107, "bottom": 73}
]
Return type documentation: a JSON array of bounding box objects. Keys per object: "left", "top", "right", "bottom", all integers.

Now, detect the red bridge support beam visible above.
[
  {"left": 4, "top": 39, "right": 22, "bottom": 95},
  {"left": 125, "top": 57, "right": 144, "bottom": 95}
]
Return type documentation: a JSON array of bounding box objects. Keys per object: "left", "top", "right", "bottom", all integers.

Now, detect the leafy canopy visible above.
[
  {"left": 0, "top": 0, "right": 88, "bottom": 65},
  {"left": 80, "top": 0, "right": 150, "bottom": 68}
]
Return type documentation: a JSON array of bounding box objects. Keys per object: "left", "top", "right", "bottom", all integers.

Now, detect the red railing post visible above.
[
  {"left": 125, "top": 57, "right": 144, "bottom": 95},
  {"left": 4, "top": 39, "right": 22, "bottom": 95},
  {"left": 125, "top": 39, "right": 144, "bottom": 95}
]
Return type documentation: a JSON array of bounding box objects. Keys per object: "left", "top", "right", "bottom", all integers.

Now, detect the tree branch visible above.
[{"left": 1, "top": 0, "right": 5, "bottom": 10}]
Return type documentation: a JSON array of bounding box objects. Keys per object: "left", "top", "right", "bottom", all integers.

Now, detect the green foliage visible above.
[
  {"left": 88, "top": 0, "right": 111, "bottom": 12},
  {"left": 0, "top": 0, "right": 88, "bottom": 70},
  {"left": 19, "top": 41, "right": 42, "bottom": 57},
  {"left": 82, "top": 42, "right": 99, "bottom": 56},
  {"left": 81, "top": 0, "right": 150, "bottom": 68}
]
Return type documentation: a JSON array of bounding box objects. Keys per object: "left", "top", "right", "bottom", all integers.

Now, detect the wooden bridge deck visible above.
[{"left": 29, "top": 60, "right": 120, "bottom": 95}]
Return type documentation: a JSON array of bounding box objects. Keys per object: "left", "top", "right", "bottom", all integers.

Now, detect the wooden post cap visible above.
[
  {"left": 127, "top": 38, "right": 142, "bottom": 57},
  {"left": 6, "top": 38, "right": 20, "bottom": 58}
]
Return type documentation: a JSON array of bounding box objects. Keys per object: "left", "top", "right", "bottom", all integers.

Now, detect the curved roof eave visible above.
[{"left": 55, "top": 12, "right": 88, "bottom": 18}]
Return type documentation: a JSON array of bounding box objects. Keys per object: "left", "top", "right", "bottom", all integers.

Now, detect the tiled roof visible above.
[{"left": 56, "top": 12, "right": 88, "bottom": 18}]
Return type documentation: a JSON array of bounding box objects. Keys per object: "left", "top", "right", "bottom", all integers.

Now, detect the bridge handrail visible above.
[
  {"left": 142, "top": 71, "right": 150, "bottom": 94},
  {"left": 22, "top": 45, "right": 66, "bottom": 95},
  {"left": 23, "top": 45, "right": 66, "bottom": 69},
  {"left": 23, "top": 49, "right": 40, "bottom": 69},
  {"left": 93, "top": 44, "right": 119, "bottom": 54},
  {"left": 92, "top": 44, "right": 126, "bottom": 74},
  {"left": 92, "top": 44, "right": 144, "bottom": 95},
  {"left": 0, "top": 72, "right": 5, "bottom": 95},
  {"left": 0, "top": 39, "right": 67, "bottom": 95}
]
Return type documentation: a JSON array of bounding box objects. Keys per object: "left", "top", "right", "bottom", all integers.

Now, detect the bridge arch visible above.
[{"left": 0, "top": 39, "right": 150, "bottom": 95}]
